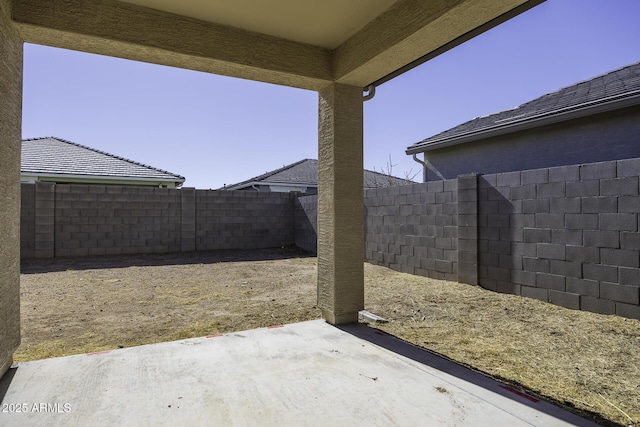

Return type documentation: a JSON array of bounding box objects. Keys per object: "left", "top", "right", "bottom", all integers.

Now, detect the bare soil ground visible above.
[{"left": 17, "top": 248, "right": 640, "bottom": 427}]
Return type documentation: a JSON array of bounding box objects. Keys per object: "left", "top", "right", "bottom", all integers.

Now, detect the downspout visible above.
[
  {"left": 412, "top": 153, "right": 427, "bottom": 183},
  {"left": 412, "top": 153, "right": 426, "bottom": 169},
  {"left": 413, "top": 153, "right": 446, "bottom": 182},
  {"left": 363, "top": 84, "right": 376, "bottom": 101},
  {"left": 411, "top": 153, "right": 445, "bottom": 181}
]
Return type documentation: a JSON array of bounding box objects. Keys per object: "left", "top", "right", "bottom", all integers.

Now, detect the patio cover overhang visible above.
[{"left": 0, "top": 0, "right": 544, "bottom": 377}]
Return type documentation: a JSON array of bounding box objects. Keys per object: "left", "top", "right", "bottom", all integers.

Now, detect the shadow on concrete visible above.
[
  {"left": 0, "top": 367, "right": 17, "bottom": 403},
  {"left": 337, "top": 322, "right": 609, "bottom": 427},
  {"left": 21, "top": 247, "right": 314, "bottom": 274}
]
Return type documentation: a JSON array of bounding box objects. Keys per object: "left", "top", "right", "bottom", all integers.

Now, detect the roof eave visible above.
[
  {"left": 20, "top": 171, "right": 185, "bottom": 185},
  {"left": 223, "top": 180, "right": 316, "bottom": 191},
  {"left": 406, "top": 92, "right": 640, "bottom": 155},
  {"left": 22, "top": 137, "right": 186, "bottom": 181}
]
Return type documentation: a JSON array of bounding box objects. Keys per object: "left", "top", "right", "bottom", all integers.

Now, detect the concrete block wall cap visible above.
[{"left": 358, "top": 310, "right": 388, "bottom": 324}]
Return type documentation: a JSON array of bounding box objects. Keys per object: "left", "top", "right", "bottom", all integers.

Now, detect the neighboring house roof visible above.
[
  {"left": 407, "top": 61, "right": 640, "bottom": 154},
  {"left": 222, "top": 159, "right": 415, "bottom": 190},
  {"left": 21, "top": 137, "right": 185, "bottom": 186}
]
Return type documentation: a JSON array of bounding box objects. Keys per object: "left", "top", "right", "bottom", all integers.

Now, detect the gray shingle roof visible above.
[
  {"left": 407, "top": 61, "right": 640, "bottom": 154},
  {"left": 21, "top": 137, "right": 185, "bottom": 184},
  {"left": 222, "top": 159, "right": 415, "bottom": 190}
]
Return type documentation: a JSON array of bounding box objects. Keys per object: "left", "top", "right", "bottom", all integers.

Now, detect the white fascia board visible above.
[
  {"left": 225, "top": 181, "right": 316, "bottom": 191},
  {"left": 268, "top": 185, "right": 308, "bottom": 192},
  {"left": 20, "top": 172, "right": 184, "bottom": 186},
  {"left": 265, "top": 182, "right": 315, "bottom": 188}
]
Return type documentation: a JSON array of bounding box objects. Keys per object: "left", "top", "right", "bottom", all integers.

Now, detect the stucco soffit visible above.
[
  {"left": 11, "top": 0, "right": 333, "bottom": 90},
  {"left": 333, "top": 0, "right": 543, "bottom": 88}
]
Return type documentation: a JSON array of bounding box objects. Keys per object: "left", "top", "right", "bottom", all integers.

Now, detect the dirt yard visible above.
[{"left": 18, "top": 248, "right": 640, "bottom": 427}]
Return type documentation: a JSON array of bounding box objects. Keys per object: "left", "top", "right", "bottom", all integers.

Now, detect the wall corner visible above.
[
  {"left": 457, "top": 173, "right": 478, "bottom": 285},
  {"left": 180, "top": 187, "right": 196, "bottom": 252},
  {"left": 34, "top": 181, "right": 55, "bottom": 259}
]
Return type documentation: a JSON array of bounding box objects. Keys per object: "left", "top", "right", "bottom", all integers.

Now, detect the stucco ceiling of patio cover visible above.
[
  {"left": 122, "top": 0, "right": 399, "bottom": 50},
  {"left": 12, "top": 0, "right": 543, "bottom": 90}
]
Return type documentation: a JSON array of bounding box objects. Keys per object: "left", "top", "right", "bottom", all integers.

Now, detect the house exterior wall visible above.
[
  {"left": 423, "top": 105, "right": 640, "bottom": 181},
  {"left": 0, "top": 0, "right": 23, "bottom": 378}
]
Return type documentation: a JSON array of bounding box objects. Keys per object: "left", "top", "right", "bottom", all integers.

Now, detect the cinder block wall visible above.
[
  {"left": 20, "top": 184, "right": 36, "bottom": 259},
  {"left": 294, "top": 159, "right": 640, "bottom": 320},
  {"left": 364, "top": 182, "right": 458, "bottom": 280},
  {"left": 479, "top": 159, "right": 640, "bottom": 319},
  {"left": 293, "top": 181, "right": 459, "bottom": 281},
  {"left": 20, "top": 157, "right": 640, "bottom": 320},
  {"left": 21, "top": 185, "right": 295, "bottom": 258},
  {"left": 195, "top": 190, "right": 294, "bottom": 250},
  {"left": 294, "top": 195, "right": 318, "bottom": 253},
  {"left": 53, "top": 184, "right": 182, "bottom": 257}
]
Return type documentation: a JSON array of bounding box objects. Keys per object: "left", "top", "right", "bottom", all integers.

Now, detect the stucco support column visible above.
[
  {"left": 317, "top": 83, "right": 364, "bottom": 324},
  {"left": 0, "top": 0, "right": 23, "bottom": 378}
]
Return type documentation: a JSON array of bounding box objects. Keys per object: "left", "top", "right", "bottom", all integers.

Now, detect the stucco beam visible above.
[
  {"left": 333, "top": 0, "right": 544, "bottom": 88},
  {"left": 11, "top": 0, "right": 333, "bottom": 90}
]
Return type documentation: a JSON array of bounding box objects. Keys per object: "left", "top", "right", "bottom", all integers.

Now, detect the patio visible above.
[
  {"left": 1, "top": 2, "right": 564, "bottom": 425},
  {"left": 1, "top": 320, "right": 596, "bottom": 426}
]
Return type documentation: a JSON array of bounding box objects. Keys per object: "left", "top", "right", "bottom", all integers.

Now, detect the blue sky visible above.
[{"left": 22, "top": 0, "right": 640, "bottom": 189}]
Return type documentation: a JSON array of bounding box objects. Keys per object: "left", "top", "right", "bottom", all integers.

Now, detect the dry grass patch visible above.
[
  {"left": 17, "top": 249, "right": 640, "bottom": 426},
  {"left": 18, "top": 249, "right": 318, "bottom": 360},
  {"left": 366, "top": 266, "right": 640, "bottom": 427}
]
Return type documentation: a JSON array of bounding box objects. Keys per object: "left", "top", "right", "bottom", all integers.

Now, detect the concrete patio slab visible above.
[{"left": 1, "top": 320, "right": 596, "bottom": 426}]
